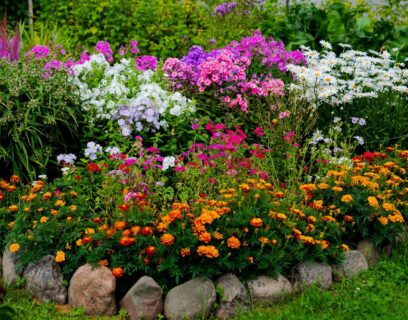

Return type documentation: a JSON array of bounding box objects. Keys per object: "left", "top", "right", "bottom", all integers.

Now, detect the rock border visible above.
[{"left": 1, "top": 239, "right": 382, "bottom": 319}]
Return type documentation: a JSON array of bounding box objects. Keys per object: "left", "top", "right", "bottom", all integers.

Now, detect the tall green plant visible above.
[{"left": 0, "top": 59, "right": 82, "bottom": 181}]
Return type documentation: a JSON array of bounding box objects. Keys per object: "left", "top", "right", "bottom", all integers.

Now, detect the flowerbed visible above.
[{"left": 0, "top": 14, "right": 408, "bottom": 318}]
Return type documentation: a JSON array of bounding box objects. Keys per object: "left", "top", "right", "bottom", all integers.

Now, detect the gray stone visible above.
[
  {"left": 119, "top": 276, "right": 163, "bottom": 320},
  {"left": 247, "top": 274, "right": 292, "bottom": 306},
  {"left": 164, "top": 278, "right": 216, "bottom": 320},
  {"left": 333, "top": 250, "right": 368, "bottom": 281},
  {"left": 292, "top": 261, "right": 333, "bottom": 290},
  {"left": 23, "top": 255, "right": 67, "bottom": 304},
  {"left": 68, "top": 264, "right": 116, "bottom": 316},
  {"left": 3, "top": 247, "right": 21, "bottom": 286},
  {"left": 215, "top": 274, "right": 250, "bottom": 319},
  {"left": 357, "top": 240, "right": 379, "bottom": 266}
]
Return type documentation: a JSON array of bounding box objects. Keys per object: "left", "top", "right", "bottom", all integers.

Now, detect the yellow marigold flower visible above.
[
  {"left": 23, "top": 207, "right": 30, "bottom": 213},
  {"left": 290, "top": 208, "right": 306, "bottom": 218},
  {"left": 40, "top": 216, "right": 48, "bottom": 223},
  {"left": 9, "top": 243, "right": 20, "bottom": 253},
  {"left": 318, "top": 183, "right": 329, "bottom": 190},
  {"left": 332, "top": 186, "right": 343, "bottom": 192},
  {"left": 69, "top": 205, "right": 77, "bottom": 212},
  {"left": 197, "top": 245, "right": 219, "bottom": 258},
  {"left": 76, "top": 239, "right": 83, "bottom": 246},
  {"left": 306, "top": 224, "right": 315, "bottom": 232},
  {"left": 307, "top": 216, "right": 317, "bottom": 224},
  {"left": 382, "top": 202, "right": 394, "bottom": 212},
  {"left": 54, "top": 200, "right": 66, "bottom": 207},
  {"left": 274, "top": 213, "right": 287, "bottom": 221},
  {"left": 51, "top": 209, "right": 59, "bottom": 216},
  {"left": 85, "top": 228, "right": 95, "bottom": 235},
  {"left": 313, "top": 200, "right": 324, "bottom": 210},
  {"left": 341, "top": 244, "right": 350, "bottom": 252},
  {"left": 42, "top": 192, "right": 52, "bottom": 200},
  {"left": 274, "top": 191, "right": 284, "bottom": 198},
  {"left": 227, "top": 236, "right": 241, "bottom": 249},
  {"left": 55, "top": 251, "right": 65, "bottom": 263},
  {"left": 271, "top": 239, "right": 278, "bottom": 246},
  {"left": 8, "top": 205, "right": 18, "bottom": 212},
  {"left": 378, "top": 216, "right": 388, "bottom": 225},
  {"left": 341, "top": 194, "right": 353, "bottom": 203},
  {"left": 70, "top": 191, "right": 78, "bottom": 198},
  {"left": 161, "top": 233, "right": 175, "bottom": 246},
  {"left": 37, "top": 207, "right": 44, "bottom": 212},
  {"left": 368, "top": 196, "right": 379, "bottom": 207}
]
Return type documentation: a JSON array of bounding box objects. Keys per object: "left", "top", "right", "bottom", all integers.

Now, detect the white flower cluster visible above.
[
  {"left": 287, "top": 42, "right": 408, "bottom": 105},
  {"left": 71, "top": 54, "right": 195, "bottom": 135}
]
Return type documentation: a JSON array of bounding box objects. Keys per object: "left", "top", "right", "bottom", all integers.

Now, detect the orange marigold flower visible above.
[
  {"left": 131, "top": 226, "right": 141, "bottom": 235},
  {"left": 112, "top": 267, "right": 124, "bottom": 278},
  {"left": 118, "top": 203, "right": 130, "bottom": 211},
  {"left": 99, "top": 259, "right": 109, "bottom": 266},
  {"left": 54, "top": 199, "right": 65, "bottom": 207},
  {"left": 114, "top": 221, "right": 127, "bottom": 230},
  {"left": 213, "top": 231, "right": 224, "bottom": 240},
  {"left": 198, "top": 232, "right": 212, "bottom": 243},
  {"left": 55, "top": 251, "right": 65, "bottom": 263},
  {"left": 51, "top": 209, "right": 59, "bottom": 216},
  {"left": 168, "top": 209, "right": 182, "bottom": 221},
  {"left": 23, "top": 207, "right": 30, "bottom": 213},
  {"left": 250, "top": 218, "right": 263, "bottom": 228},
  {"left": 341, "top": 244, "right": 350, "bottom": 252},
  {"left": 378, "top": 216, "right": 388, "bottom": 225},
  {"left": 8, "top": 205, "right": 18, "bottom": 212},
  {"left": 10, "top": 175, "right": 20, "bottom": 183},
  {"left": 382, "top": 202, "right": 394, "bottom": 212},
  {"left": 180, "top": 248, "right": 191, "bottom": 257},
  {"left": 368, "top": 196, "right": 379, "bottom": 207},
  {"left": 306, "top": 224, "right": 315, "bottom": 232},
  {"left": 344, "top": 215, "right": 354, "bottom": 222},
  {"left": 313, "top": 200, "right": 324, "bottom": 210},
  {"left": 258, "top": 236, "right": 269, "bottom": 244},
  {"left": 274, "top": 191, "right": 285, "bottom": 198},
  {"left": 7, "top": 185, "right": 16, "bottom": 192},
  {"left": 40, "top": 216, "right": 48, "bottom": 223},
  {"left": 300, "top": 184, "right": 317, "bottom": 192},
  {"left": 145, "top": 245, "right": 156, "bottom": 257},
  {"left": 317, "top": 240, "right": 330, "bottom": 250},
  {"left": 341, "top": 194, "right": 353, "bottom": 203},
  {"left": 271, "top": 239, "right": 278, "bottom": 246},
  {"left": 227, "top": 236, "right": 241, "bottom": 249},
  {"left": 140, "top": 226, "right": 153, "bottom": 235},
  {"left": 307, "top": 216, "right": 317, "bottom": 224},
  {"left": 332, "top": 186, "right": 343, "bottom": 192},
  {"left": 119, "top": 236, "right": 136, "bottom": 247},
  {"left": 9, "top": 243, "right": 20, "bottom": 253},
  {"left": 76, "top": 239, "right": 83, "bottom": 246},
  {"left": 66, "top": 216, "right": 72, "bottom": 222},
  {"left": 318, "top": 183, "right": 329, "bottom": 190},
  {"left": 85, "top": 228, "right": 95, "bottom": 235},
  {"left": 42, "top": 192, "right": 52, "bottom": 201},
  {"left": 197, "top": 245, "right": 219, "bottom": 259},
  {"left": 69, "top": 205, "right": 77, "bottom": 212},
  {"left": 82, "top": 236, "right": 92, "bottom": 244},
  {"left": 247, "top": 256, "right": 254, "bottom": 264},
  {"left": 161, "top": 233, "right": 175, "bottom": 246},
  {"left": 321, "top": 215, "right": 336, "bottom": 223},
  {"left": 388, "top": 214, "right": 404, "bottom": 223}
]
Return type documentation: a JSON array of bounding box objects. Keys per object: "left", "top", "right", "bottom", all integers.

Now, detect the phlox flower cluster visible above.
[
  {"left": 214, "top": 2, "right": 238, "bottom": 16},
  {"left": 163, "top": 32, "right": 301, "bottom": 112},
  {"left": 287, "top": 41, "right": 408, "bottom": 105},
  {"left": 71, "top": 53, "right": 194, "bottom": 135}
]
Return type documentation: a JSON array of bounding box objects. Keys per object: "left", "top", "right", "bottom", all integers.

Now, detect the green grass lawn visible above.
[{"left": 2, "top": 238, "right": 408, "bottom": 320}]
